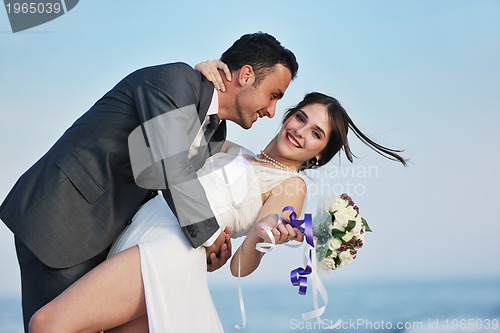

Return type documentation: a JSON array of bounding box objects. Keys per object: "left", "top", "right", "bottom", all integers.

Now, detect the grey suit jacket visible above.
[{"left": 0, "top": 62, "right": 226, "bottom": 268}]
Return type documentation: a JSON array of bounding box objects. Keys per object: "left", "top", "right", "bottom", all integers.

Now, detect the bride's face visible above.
[{"left": 276, "top": 103, "right": 331, "bottom": 165}]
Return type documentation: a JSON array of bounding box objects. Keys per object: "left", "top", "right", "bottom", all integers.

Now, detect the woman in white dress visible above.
[{"left": 29, "top": 65, "right": 407, "bottom": 333}]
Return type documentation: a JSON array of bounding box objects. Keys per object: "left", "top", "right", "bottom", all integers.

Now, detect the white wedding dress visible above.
[{"left": 107, "top": 150, "right": 300, "bottom": 332}]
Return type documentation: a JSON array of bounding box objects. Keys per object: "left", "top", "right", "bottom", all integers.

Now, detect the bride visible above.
[{"left": 29, "top": 64, "right": 407, "bottom": 333}]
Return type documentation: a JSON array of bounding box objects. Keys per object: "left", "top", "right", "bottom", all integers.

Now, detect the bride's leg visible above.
[
  {"left": 106, "top": 315, "right": 148, "bottom": 333},
  {"left": 29, "top": 246, "right": 147, "bottom": 333}
]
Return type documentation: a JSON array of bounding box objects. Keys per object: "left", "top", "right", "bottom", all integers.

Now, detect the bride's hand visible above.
[
  {"left": 195, "top": 60, "right": 232, "bottom": 92},
  {"left": 254, "top": 214, "right": 304, "bottom": 245}
]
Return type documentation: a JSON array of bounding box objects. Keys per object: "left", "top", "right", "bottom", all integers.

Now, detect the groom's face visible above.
[{"left": 232, "top": 64, "right": 292, "bottom": 129}]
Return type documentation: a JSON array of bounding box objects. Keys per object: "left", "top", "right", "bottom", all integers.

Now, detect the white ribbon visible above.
[
  {"left": 236, "top": 220, "right": 279, "bottom": 329},
  {"left": 235, "top": 252, "right": 247, "bottom": 330},
  {"left": 299, "top": 245, "right": 342, "bottom": 329},
  {"left": 235, "top": 216, "right": 341, "bottom": 329},
  {"left": 255, "top": 224, "right": 277, "bottom": 253}
]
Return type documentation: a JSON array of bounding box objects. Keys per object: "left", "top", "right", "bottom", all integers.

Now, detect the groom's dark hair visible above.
[{"left": 220, "top": 32, "right": 298, "bottom": 86}]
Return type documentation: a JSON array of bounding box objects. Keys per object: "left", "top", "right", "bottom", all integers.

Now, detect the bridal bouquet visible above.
[{"left": 313, "top": 193, "right": 371, "bottom": 270}]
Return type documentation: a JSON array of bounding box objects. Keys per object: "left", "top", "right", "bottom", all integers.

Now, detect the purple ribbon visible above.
[{"left": 281, "top": 206, "right": 314, "bottom": 295}]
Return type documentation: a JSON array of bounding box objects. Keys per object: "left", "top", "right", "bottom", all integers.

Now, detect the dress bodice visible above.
[{"left": 196, "top": 151, "right": 300, "bottom": 238}]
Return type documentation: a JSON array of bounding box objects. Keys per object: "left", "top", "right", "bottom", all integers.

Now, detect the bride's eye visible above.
[{"left": 295, "top": 113, "right": 305, "bottom": 122}]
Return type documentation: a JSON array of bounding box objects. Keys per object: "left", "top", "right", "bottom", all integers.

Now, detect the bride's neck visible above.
[{"left": 259, "top": 139, "right": 301, "bottom": 172}]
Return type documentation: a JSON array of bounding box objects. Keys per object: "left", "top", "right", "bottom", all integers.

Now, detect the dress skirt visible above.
[{"left": 108, "top": 195, "right": 224, "bottom": 333}]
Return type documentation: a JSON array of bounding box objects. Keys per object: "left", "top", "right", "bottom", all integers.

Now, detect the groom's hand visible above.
[{"left": 206, "top": 226, "right": 232, "bottom": 272}]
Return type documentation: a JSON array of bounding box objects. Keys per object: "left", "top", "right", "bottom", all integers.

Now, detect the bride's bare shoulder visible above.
[{"left": 222, "top": 140, "right": 255, "bottom": 159}]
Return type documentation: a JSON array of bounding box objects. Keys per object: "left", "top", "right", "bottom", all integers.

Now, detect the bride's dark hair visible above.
[{"left": 282, "top": 92, "right": 408, "bottom": 170}]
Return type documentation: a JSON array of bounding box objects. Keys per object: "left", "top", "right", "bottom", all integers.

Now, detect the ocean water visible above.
[
  {"left": 212, "top": 277, "right": 500, "bottom": 333},
  {"left": 0, "top": 296, "right": 22, "bottom": 333},
  {"left": 1, "top": 277, "right": 499, "bottom": 332}
]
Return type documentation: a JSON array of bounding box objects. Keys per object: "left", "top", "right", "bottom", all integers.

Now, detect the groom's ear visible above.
[{"left": 237, "top": 65, "right": 255, "bottom": 87}]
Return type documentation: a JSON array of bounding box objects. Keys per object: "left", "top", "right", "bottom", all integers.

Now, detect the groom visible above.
[{"left": 0, "top": 32, "right": 298, "bottom": 331}]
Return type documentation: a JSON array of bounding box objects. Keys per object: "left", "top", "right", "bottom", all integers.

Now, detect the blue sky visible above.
[{"left": 1, "top": 0, "right": 499, "bottom": 301}]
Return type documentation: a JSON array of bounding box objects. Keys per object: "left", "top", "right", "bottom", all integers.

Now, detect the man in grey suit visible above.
[{"left": 0, "top": 32, "right": 298, "bottom": 331}]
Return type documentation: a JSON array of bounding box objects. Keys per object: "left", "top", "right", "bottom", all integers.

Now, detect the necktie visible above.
[
  {"left": 204, "top": 114, "right": 220, "bottom": 143},
  {"left": 191, "top": 114, "right": 224, "bottom": 170}
]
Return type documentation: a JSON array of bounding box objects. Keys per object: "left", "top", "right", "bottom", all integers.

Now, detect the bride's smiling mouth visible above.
[{"left": 285, "top": 133, "right": 302, "bottom": 148}]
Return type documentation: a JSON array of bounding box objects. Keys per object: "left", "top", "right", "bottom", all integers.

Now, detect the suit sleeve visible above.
[{"left": 131, "top": 64, "right": 219, "bottom": 248}]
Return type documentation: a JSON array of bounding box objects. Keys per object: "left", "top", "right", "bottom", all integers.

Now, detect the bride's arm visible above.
[
  {"left": 195, "top": 60, "right": 232, "bottom": 92},
  {"left": 230, "top": 177, "right": 307, "bottom": 277}
]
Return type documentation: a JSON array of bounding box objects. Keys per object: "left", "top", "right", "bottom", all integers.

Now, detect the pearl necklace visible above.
[{"left": 254, "top": 150, "right": 298, "bottom": 173}]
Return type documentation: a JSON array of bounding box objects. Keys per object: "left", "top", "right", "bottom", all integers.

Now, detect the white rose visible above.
[
  {"left": 351, "top": 220, "right": 362, "bottom": 236},
  {"left": 345, "top": 205, "right": 358, "bottom": 219},
  {"left": 342, "top": 231, "right": 354, "bottom": 242},
  {"left": 328, "top": 238, "right": 342, "bottom": 251},
  {"left": 332, "top": 220, "right": 346, "bottom": 232},
  {"left": 333, "top": 212, "right": 349, "bottom": 228},
  {"left": 339, "top": 251, "right": 354, "bottom": 266},
  {"left": 321, "top": 257, "right": 336, "bottom": 270},
  {"left": 329, "top": 198, "right": 346, "bottom": 213}
]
